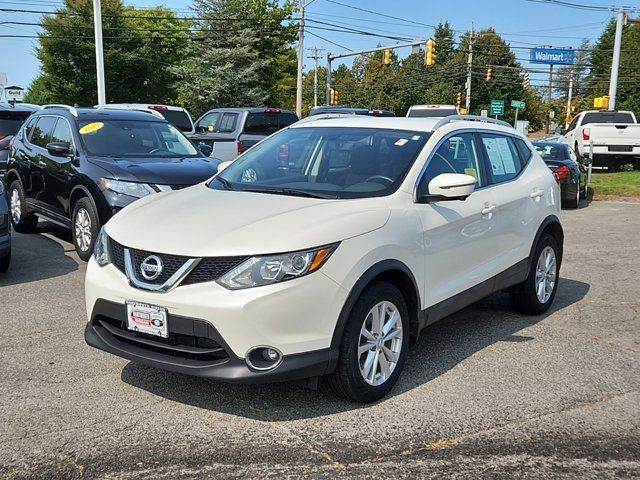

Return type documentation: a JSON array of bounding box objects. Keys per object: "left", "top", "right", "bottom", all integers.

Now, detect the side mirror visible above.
[
  {"left": 417, "top": 173, "right": 476, "bottom": 203},
  {"left": 198, "top": 143, "right": 213, "bottom": 156},
  {"left": 46, "top": 142, "right": 71, "bottom": 157},
  {"left": 217, "top": 160, "right": 232, "bottom": 173}
]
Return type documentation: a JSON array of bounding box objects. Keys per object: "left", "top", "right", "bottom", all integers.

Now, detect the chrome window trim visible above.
[{"left": 124, "top": 248, "right": 201, "bottom": 293}]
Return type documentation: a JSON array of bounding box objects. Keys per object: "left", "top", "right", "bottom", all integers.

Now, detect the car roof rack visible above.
[
  {"left": 41, "top": 104, "right": 78, "bottom": 117},
  {"left": 95, "top": 104, "right": 165, "bottom": 119},
  {"left": 432, "top": 114, "right": 512, "bottom": 130},
  {"left": 294, "top": 113, "right": 359, "bottom": 124}
]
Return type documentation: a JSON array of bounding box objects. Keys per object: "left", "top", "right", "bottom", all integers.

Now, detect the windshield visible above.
[
  {"left": 533, "top": 143, "right": 568, "bottom": 161},
  {"left": 212, "top": 126, "right": 430, "bottom": 199},
  {"left": 408, "top": 108, "right": 458, "bottom": 118},
  {"left": 78, "top": 120, "right": 199, "bottom": 157},
  {"left": 582, "top": 112, "right": 635, "bottom": 124}
]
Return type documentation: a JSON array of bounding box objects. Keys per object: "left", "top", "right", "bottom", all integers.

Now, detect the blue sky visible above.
[{"left": 0, "top": 0, "right": 625, "bottom": 98}]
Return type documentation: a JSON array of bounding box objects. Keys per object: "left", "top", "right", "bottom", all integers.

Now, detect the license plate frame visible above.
[{"left": 126, "top": 301, "right": 169, "bottom": 338}]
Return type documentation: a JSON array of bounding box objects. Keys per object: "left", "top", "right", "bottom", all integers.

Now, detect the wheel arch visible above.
[
  {"left": 69, "top": 183, "right": 108, "bottom": 226},
  {"left": 530, "top": 215, "right": 564, "bottom": 268},
  {"left": 325, "top": 260, "right": 421, "bottom": 374},
  {"left": 5, "top": 168, "right": 21, "bottom": 190}
]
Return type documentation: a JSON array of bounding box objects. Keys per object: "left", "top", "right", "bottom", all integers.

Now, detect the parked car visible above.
[
  {"left": 308, "top": 105, "right": 396, "bottom": 117},
  {"left": 0, "top": 179, "right": 10, "bottom": 272},
  {"left": 561, "top": 110, "right": 640, "bottom": 170},
  {"left": 533, "top": 141, "right": 588, "bottom": 209},
  {"left": 104, "top": 103, "right": 195, "bottom": 135},
  {"left": 5, "top": 105, "right": 219, "bottom": 261},
  {"left": 0, "top": 102, "right": 40, "bottom": 174},
  {"left": 189, "top": 108, "right": 298, "bottom": 162},
  {"left": 406, "top": 104, "right": 460, "bottom": 118},
  {"left": 84, "top": 115, "right": 563, "bottom": 403}
]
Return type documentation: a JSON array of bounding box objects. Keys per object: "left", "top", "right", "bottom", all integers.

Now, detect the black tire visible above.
[
  {"left": 71, "top": 197, "right": 100, "bottom": 262},
  {"left": 8, "top": 180, "right": 38, "bottom": 233},
  {"left": 509, "top": 234, "right": 560, "bottom": 315},
  {"left": 566, "top": 185, "right": 580, "bottom": 209},
  {"left": 328, "top": 281, "right": 410, "bottom": 403},
  {"left": 0, "top": 250, "right": 10, "bottom": 273}
]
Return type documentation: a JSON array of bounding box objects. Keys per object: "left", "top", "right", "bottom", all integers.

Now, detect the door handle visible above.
[
  {"left": 481, "top": 204, "right": 496, "bottom": 216},
  {"left": 530, "top": 189, "right": 544, "bottom": 199},
  {"left": 37, "top": 160, "right": 47, "bottom": 167}
]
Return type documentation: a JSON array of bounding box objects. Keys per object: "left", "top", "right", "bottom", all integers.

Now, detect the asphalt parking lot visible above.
[{"left": 1, "top": 200, "right": 639, "bottom": 479}]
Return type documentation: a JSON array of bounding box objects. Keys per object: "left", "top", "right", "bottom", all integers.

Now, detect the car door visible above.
[
  {"left": 24, "top": 115, "right": 57, "bottom": 209},
  {"left": 415, "top": 131, "right": 501, "bottom": 307},
  {"left": 567, "top": 145, "right": 587, "bottom": 190},
  {"left": 476, "top": 132, "right": 538, "bottom": 273},
  {"left": 42, "top": 117, "right": 76, "bottom": 217}
]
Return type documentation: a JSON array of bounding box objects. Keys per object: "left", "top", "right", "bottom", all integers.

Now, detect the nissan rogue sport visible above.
[{"left": 84, "top": 115, "right": 563, "bottom": 403}]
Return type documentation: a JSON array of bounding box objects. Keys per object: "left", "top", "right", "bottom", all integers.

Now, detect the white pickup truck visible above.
[{"left": 562, "top": 110, "right": 640, "bottom": 170}]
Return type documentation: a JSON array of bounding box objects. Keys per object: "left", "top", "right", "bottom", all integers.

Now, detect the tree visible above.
[
  {"left": 36, "top": 0, "right": 189, "bottom": 106},
  {"left": 555, "top": 39, "right": 591, "bottom": 97},
  {"left": 24, "top": 76, "right": 51, "bottom": 104},
  {"left": 433, "top": 22, "right": 456, "bottom": 65}
]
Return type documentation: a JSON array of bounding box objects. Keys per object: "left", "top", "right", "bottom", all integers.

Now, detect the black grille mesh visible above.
[{"left": 182, "top": 256, "right": 250, "bottom": 285}]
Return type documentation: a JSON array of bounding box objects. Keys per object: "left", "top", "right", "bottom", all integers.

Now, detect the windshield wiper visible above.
[
  {"left": 215, "top": 176, "right": 234, "bottom": 190},
  {"left": 241, "top": 186, "right": 337, "bottom": 199}
]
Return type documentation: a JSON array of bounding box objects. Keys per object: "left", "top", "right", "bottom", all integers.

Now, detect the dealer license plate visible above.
[{"left": 126, "top": 301, "right": 169, "bottom": 338}]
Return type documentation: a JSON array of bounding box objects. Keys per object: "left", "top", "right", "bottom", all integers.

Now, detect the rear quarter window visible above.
[{"left": 514, "top": 138, "right": 532, "bottom": 164}]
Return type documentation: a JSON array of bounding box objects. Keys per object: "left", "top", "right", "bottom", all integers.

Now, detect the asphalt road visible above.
[{"left": 1, "top": 201, "right": 639, "bottom": 479}]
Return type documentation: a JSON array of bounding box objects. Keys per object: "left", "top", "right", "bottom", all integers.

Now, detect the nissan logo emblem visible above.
[{"left": 140, "top": 255, "right": 163, "bottom": 281}]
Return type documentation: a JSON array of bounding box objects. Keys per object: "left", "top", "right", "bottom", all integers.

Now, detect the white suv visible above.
[{"left": 84, "top": 115, "right": 563, "bottom": 403}]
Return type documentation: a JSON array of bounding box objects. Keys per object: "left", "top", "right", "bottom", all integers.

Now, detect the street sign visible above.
[
  {"left": 490, "top": 99, "right": 504, "bottom": 116},
  {"left": 529, "top": 47, "right": 575, "bottom": 65},
  {"left": 511, "top": 100, "right": 526, "bottom": 110},
  {"left": 4, "top": 86, "right": 24, "bottom": 101},
  {"left": 480, "top": 109, "right": 488, "bottom": 117}
]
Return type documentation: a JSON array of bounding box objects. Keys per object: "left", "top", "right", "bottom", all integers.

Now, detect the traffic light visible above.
[
  {"left": 523, "top": 72, "right": 530, "bottom": 88},
  {"left": 456, "top": 91, "right": 462, "bottom": 108},
  {"left": 425, "top": 39, "right": 436, "bottom": 66},
  {"left": 593, "top": 96, "right": 609, "bottom": 109},
  {"left": 486, "top": 67, "right": 493, "bottom": 81},
  {"left": 383, "top": 49, "right": 391, "bottom": 65},
  {"left": 330, "top": 88, "right": 339, "bottom": 105}
]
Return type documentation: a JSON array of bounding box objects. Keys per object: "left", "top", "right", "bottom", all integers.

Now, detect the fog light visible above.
[
  {"left": 264, "top": 348, "right": 279, "bottom": 361},
  {"left": 246, "top": 346, "right": 283, "bottom": 371}
]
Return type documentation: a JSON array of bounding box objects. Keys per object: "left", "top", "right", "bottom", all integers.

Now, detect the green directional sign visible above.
[
  {"left": 490, "top": 99, "right": 504, "bottom": 116},
  {"left": 511, "top": 100, "right": 526, "bottom": 110}
]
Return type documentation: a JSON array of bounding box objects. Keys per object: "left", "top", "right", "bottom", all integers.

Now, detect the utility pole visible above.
[
  {"left": 307, "top": 47, "right": 324, "bottom": 107},
  {"left": 608, "top": 9, "right": 626, "bottom": 110},
  {"left": 566, "top": 73, "right": 573, "bottom": 128},
  {"left": 93, "top": 0, "right": 106, "bottom": 105},
  {"left": 465, "top": 22, "right": 473, "bottom": 112},
  {"left": 326, "top": 53, "right": 332, "bottom": 106},
  {"left": 546, "top": 64, "right": 553, "bottom": 133},
  {"left": 296, "top": 0, "right": 316, "bottom": 118}
]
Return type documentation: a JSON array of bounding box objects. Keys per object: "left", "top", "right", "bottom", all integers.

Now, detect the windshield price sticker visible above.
[{"left": 79, "top": 122, "right": 104, "bottom": 135}]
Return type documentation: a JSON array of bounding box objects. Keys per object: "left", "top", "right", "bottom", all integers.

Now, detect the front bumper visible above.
[{"left": 84, "top": 257, "right": 348, "bottom": 382}]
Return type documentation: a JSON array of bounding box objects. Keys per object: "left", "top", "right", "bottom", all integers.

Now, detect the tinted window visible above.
[
  {"left": 21, "top": 116, "right": 37, "bottom": 140},
  {"left": 244, "top": 113, "right": 279, "bottom": 135},
  {"left": 582, "top": 112, "right": 635, "bottom": 125},
  {"left": 157, "top": 109, "right": 193, "bottom": 132},
  {"left": 515, "top": 138, "right": 532, "bottom": 163},
  {"left": 196, "top": 112, "right": 221, "bottom": 132},
  {"left": 0, "top": 110, "right": 32, "bottom": 136},
  {"left": 78, "top": 120, "right": 198, "bottom": 158},
  {"left": 279, "top": 113, "right": 298, "bottom": 127},
  {"left": 408, "top": 108, "right": 458, "bottom": 118},
  {"left": 419, "top": 133, "right": 484, "bottom": 194},
  {"left": 218, "top": 113, "right": 238, "bottom": 133},
  {"left": 30, "top": 116, "right": 58, "bottom": 148},
  {"left": 533, "top": 143, "right": 569, "bottom": 161},
  {"left": 480, "top": 134, "right": 523, "bottom": 184},
  {"left": 214, "top": 127, "right": 430, "bottom": 199},
  {"left": 568, "top": 116, "right": 578, "bottom": 132},
  {"left": 51, "top": 119, "right": 74, "bottom": 148}
]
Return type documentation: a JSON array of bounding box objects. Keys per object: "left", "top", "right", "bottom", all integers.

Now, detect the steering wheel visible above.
[
  {"left": 150, "top": 148, "right": 172, "bottom": 154},
  {"left": 365, "top": 175, "right": 394, "bottom": 185}
]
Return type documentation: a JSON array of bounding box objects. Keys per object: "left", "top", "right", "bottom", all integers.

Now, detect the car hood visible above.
[
  {"left": 87, "top": 156, "right": 220, "bottom": 185},
  {"left": 105, "top": 184, "right": 390, "bottom": 256}
]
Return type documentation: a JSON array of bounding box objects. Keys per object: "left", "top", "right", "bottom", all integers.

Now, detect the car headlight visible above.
[
  {"left": 100, "top": 178, "right": 155, "bottom": 198},
  {"left": 217, "top": 244, "right": 338, "bottom": 290},
  {"left": 93, "top": 227, "right": 111, "bottom": 267}
]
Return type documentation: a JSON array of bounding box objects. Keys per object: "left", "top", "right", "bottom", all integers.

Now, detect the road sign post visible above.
[{"left": 511, "top": 100, "right": 526, "bottom": 128}]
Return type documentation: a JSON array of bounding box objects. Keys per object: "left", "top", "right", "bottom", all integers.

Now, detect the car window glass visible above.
[
  {"left": 480, "top": 134, "right": 523, "bottom": 184},
  {"left": 218, "top": 113, "right": 238, "bottom": 133},
  {"left": 568, "top": 116, "right": 578, "bottom": 131},
  {"left": 0, "top": 110, "right": 31, "bottom": 136},
  {"left": 515, "top": 138, "right": 532, "bottom": 163},
  {"left": 244, "top": 113, "right": 279, "bottom": 135},
  {"left": 157, "top": 110, "right": 192, "bottom": 132},
  {"left": 278, "top": 113, "right": 298, "bottom": 128},
  {"left": 197, "top": 112, "right": 221, "bottom": 132},
  {"left": 582, "top": 112, "right": 634, "bottom": 124},
  {"left": 50, "top": 118, "right": 74, "bottom": 148},
  {"left": 22, "top": 116, "right": 37, "bottom": 140},
  {"left": 30, "top": 116, "right": 58, "bottom": 148},
  {"left": 418, "top": 133, "right": 483, "bottom": 194}
]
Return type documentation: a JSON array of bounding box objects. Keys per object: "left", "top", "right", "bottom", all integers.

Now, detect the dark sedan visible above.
[{"left": 533, "top": 141, "right": 588, "bottom": 209}]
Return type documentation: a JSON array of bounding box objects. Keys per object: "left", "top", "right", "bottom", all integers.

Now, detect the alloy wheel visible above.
[
  {"left": 9, "top": 188, "right": 21, "bottom": 223},
  {"left": 358, "top": 301, "right": 403, "bottom": 386},
  {"left": 535, "top": 246, "right": 556, "bottom": 303},
  {"left": 74, "top": 208, "right": 92, "bottom": 252}
]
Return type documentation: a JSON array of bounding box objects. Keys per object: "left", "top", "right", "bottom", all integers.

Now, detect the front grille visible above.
[
  {"left": 109, "top": 238, "right": 248, "bottom": 287},
  {"left": 95, "top": 315, "right": 229, "bottom": 363}
]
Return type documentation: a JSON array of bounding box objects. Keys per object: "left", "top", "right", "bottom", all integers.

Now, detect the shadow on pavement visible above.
[
  {"left": 0, "top": 222, "right": 78, "bottom": 287},
  {"left": 121, "top": 277, "right": 590, "bottom": 420}
]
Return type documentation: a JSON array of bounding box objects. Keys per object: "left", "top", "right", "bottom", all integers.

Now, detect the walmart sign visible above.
[{"left": 529, "top": 48, "right": 575, "bottom": 65}]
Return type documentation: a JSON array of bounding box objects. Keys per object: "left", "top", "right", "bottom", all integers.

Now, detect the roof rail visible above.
[
  {"left": 41, "top": 104, "right": 78, "bottom": 117},
  {"left": 432, "top": 114, "right": 512, "bottom": 130},
  {"left": 294, "top": 113, "right": 358, "bottom": 124},
  {"left": 95, "top": 104, "right": 165, "bottom": 119}
]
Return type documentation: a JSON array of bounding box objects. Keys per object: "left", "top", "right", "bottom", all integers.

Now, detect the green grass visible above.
[{"left": 590, "top": 171, "right": 640, "bottom": 198}]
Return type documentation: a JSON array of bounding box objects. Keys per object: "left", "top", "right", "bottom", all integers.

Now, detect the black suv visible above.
[{"left": 5, "top": 105, "right": 220, "bottom": 260}]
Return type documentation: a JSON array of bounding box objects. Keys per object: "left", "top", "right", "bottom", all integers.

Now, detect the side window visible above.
[
  {"left": 567, "top": 116, "right": 578, "bottom": 132},
  {"left": 30, "top": 116, "right": 57, "bottom": 148},
  {"left": 418, "top": 133, "right": 483, "bottom": 194},
  {"left": 21, "top": 117, "right": 37, "bottom": 141},
  {"left": 196, "top": 112, "right": 220, "bottom": 132},
  {"left": 218, "top": 113, "right": 238, "bottom": 133},
  {"left": 50, "top": 119, "right": 74, "bottom": 148},
  {"left": 514, "top": 138, "right": 532, "bottom": 164},
  {"left": 244, "top": 113, "right": 278, "bottom": 135},
  {"left": 479, "top": 134, "right": 523, "bottom": 184}
]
